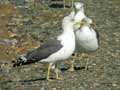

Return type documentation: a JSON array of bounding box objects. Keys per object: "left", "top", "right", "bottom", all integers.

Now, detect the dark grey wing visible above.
[
  {"left": 95, "top": 29, "right": 100, "bottom": 46},
  {"left": 39, "top": 39, "right": 60, "bottom": 49},
  {"left": 13, "top": 39, "right": 63, "bottom": 67},
  {"left": 25, "top": 39, "right": 63, "bottom": 63},
  {"left": 90, "top": 27, "right": 100, "bottom": 46}
]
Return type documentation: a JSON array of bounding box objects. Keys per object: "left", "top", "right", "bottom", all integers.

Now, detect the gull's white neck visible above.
[
  {"left": 58, "top": 26, "right": 75, "bottom": 42},
  {"left": 57, "top": 25, "right": 76, "bottom": 55},
  {"left": 80, "top": 8, "right": 84, "bottom": 13},
  {"left": 74, "top": 11, "right": 86, "bottom": 22}
]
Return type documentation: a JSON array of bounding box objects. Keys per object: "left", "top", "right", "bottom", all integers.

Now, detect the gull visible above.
[
  {"left": 68, "top": 2, "right": 99, "bottom": 71},
  {"left": 75, "top": 17, "right": 99, "bottom": 70},
  {"left": 13, "top": 15, "right": 81, "bottom": 81},
  {"left": 69, "top": 2, "right": 86, "bottom": 22}
]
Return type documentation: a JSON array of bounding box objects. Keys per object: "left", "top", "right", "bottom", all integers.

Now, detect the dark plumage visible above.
[
  {"left": 95, "top": 29, "right": 100, "bottom": 46},
  {"left": 13, "top": 39, "right": 63, "bottom": 67}
]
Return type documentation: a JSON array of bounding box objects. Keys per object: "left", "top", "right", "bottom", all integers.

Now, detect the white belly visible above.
[
  {"left": 40, "top": 34, "right": 75, "bottom": 63},
  {"left": 76, "top": 26, "right": 99, "bottom": 52},
  {"left": 40, "top": 44, "right": 75, "bottom": 63}
]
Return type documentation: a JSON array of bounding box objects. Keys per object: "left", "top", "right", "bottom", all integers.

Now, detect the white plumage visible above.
[
  {"left": 75, "top": 18, "right": 99, "bottom": 52},
  {"left": 41, "top": 16, "right": 76, "bottom": 63},
  {"left": 68, "top": 2, "right": 99, "bottom": 71},
  {"left": 69, "top": 2, "right": 86, "bottom": 22}
]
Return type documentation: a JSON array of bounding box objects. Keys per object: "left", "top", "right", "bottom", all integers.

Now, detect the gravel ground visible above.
[{"left": 0, "top": 0, "right": 120, "bottom": 90}]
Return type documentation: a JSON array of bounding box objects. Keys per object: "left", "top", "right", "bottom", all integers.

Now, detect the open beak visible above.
[{"left": 91, "top": 22, "right": 96, "bottom": 27}]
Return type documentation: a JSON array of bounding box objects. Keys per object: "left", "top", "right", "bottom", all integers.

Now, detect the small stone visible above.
[{"left": 112, "top": 83, "right": 117, "bottom": 87}]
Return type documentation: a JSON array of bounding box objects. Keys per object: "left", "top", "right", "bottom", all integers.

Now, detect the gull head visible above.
[
  {"left": 62, "top": 16, "right": 81, "bottom": 31},
  {"left": 74, "top": 2, "right": 84, "bottom": 12},
  {"left": 80, "top": 17, "right": 96, "bottom": 27}
]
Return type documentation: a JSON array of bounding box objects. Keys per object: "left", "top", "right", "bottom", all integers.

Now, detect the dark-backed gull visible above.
[{"left": 13, "top": 15, "right": 81, "bottom": 81}]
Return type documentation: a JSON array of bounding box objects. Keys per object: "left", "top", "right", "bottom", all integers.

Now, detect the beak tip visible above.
[{"left": 92, "top": 22, "right": 96, "bottom": 27}]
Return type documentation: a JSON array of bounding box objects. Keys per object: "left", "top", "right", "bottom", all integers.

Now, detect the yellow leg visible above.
[
  {"left": 85, "top": 55, "right": 89, "bottom": 70},
  {"left": 47, "top": 64, "right": 54, "bottom": 81},
  {"left": 68, "top": 60, "right": 75, "bottom": 71},
  {"left": 81, "top": 53, "right": 89, "bottom": 70},
  {"left": 68, "top": 53, "right": 77, "bottom": 71},
  {"left": 55, "top": 64, "right": 63, "bottom": 80}
]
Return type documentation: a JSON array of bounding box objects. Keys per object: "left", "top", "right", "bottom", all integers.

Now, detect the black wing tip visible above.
[
  {"left": 11, "top": 60, "right": 22, "bottom": 67},
  {"left": 11, "top": 56, "right": 27, "bottom": 67}
]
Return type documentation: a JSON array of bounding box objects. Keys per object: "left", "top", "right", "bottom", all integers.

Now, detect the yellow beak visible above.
[
  {"left": 91, "top": 22, "right": 96, "bottom": 27},
  {"left": 80, "top": 21, "right": 85, "bottom": 26}
]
